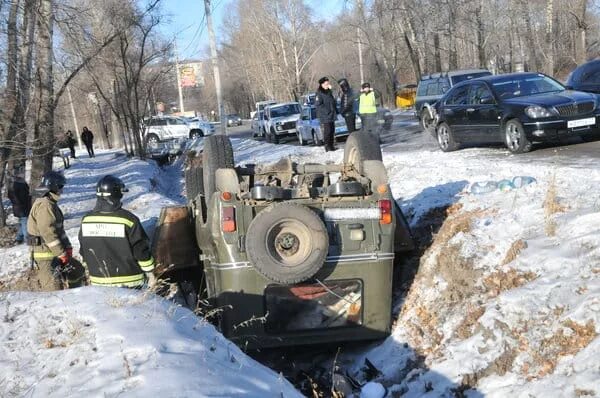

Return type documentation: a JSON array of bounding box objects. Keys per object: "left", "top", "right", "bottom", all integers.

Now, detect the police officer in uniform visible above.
[
  {"left": 79, "top": 175, "right": 156, "bottom": 288},
  {"left": 27, "top": 171, "right": 85, "bottom": 290}
]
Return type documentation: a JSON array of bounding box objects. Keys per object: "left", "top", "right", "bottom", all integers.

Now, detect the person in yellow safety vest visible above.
[
  {"left": 78, "top": 175, "right": 156, "bottom": 288},
  {"left": 358, "top": 82, "right": 381, "bottom": 136},
  {"left": 27, "top": 171, "right": 86, "bottom": 290}
]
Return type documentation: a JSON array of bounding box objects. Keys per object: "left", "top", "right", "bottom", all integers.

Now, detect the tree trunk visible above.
[
  {"left": 575, "top": 0, "right": 588, "bottom": 64},
  {"left": 31, "top": 0, "right": 54, "bottom": 189},
  {"left": 521, "top": 0, "right": 539, "bottom": 71},
  {"left": 434, "top": 32, "right": 442, "bottom": 72},
  {"left": 475, "top": 0, "right": 486, "bottom": 68},
  {"left": 544, "top": 0, "right": 554, "bottom": 76}
]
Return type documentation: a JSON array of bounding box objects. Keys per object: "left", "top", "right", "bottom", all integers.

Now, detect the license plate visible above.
[{"left": 567, "top": 117, "right": 596, "bottom": 128}]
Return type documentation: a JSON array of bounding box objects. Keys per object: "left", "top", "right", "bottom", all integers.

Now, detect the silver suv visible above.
[
  {"left": 264, "top": 102, "right": 301, "bottom": 144},
  {"left": 144, "top": 116, "right": 214, "bottom": 144}
]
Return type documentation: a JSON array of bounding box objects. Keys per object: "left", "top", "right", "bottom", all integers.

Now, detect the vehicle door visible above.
[
  {"left": 151, "top": 118, "right": 167, "bottom": 139},
  {"left": 297, "top": 106, "right": 310, "bottom": 137},
  {"left": 465, "top": 83, "right": 501, "bottom": 142},
  {"left": 167, "top": 117, "right": 188, "bottom": 138},
  {"left": 440, "top": 85, "right": 470, "bottom": 140}
]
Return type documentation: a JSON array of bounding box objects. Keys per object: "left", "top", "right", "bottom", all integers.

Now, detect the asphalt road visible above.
[{"left": 225, "top": 115, "right": 600, "bottom": 166}]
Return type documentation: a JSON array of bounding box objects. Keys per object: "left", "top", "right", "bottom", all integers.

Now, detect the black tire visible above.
[
  {"left": 420, "top": 108, "right": 435, "bottom": 133},
  {"left": 265, "top": 129, "right": 271, "bottom": 143},
  {"left": 146, "top": 133, "right": 160, "bottom": 145},
  {"left": 185, "top": 164, "right": 204, "bottom": 202},
  {"left": 504, "top": 119, "right": 532, "bottom": 153},
  {"left": 202, "top": 135, "right": 234, "bottom": 201},
  {"left": 246, "top": 203, "right": 328, "bottom": 284},
  {"left": 343, "top": 132, "right": 383, "bottom": 173},
  {"left": 436, "top": 122, "right": 459, "bottom": 152},
  {"left": 298, "top": 132, "right": 307, "bottom": 146},
  {"left": 190, "top": 130, "right": 204, "bottom": 140},
  {"left": 271, "top": 128, "right": 280, "bottom": 144}
]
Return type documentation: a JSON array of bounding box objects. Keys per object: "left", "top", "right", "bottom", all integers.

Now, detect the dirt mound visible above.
[{"left": 0, "top": 225, "right": 18, "bottom": 248}]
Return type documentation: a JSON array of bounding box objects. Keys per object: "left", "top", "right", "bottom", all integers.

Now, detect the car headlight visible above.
[
  {"left": 525, "top": 105, "right": 554, "bottom": 119},
  {"left": 276, "top": 123, "right": 282, "bottom": 131}
]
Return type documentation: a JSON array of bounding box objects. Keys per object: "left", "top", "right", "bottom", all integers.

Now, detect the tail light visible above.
[
  {"left": 221, "top": 206, "right": 236, "bottom": 232},
  {"left": 379, "top": 200, "right": 392, "bottom": 225}
]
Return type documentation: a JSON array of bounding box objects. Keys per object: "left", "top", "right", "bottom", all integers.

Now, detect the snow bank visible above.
[{"left": 0, "top": 287, "right": 301, "bottom": 397}]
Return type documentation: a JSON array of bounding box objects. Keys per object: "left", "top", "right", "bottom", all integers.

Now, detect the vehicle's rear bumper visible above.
[{"left": 523, "top": 116, "right": 600, "bottom": 140}]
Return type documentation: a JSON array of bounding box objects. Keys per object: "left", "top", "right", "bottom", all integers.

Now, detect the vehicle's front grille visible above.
[
  {"left": 282, "top": 121, "right": 296, "bottom": 130},
  {"left": 555, "top": 101, "right": 595, "bottom": 117}
]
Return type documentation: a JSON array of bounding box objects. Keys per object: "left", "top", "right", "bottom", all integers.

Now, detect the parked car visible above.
[
  {"left": 184, "top": 117, "right": 216, "bottom": 138},
  {"left": 226, "top": 114, "right": 243, "bottom": 127},
  {"left": 416, "top": 69, "right": 492, "bottom": 132},
  {"left": 251, "top": 111, "right": 264, "bottom": 137},
  {"left": 566, "top": 59, "right": 600, "bottom": 94},
  {"left": 264, "top": 102, "right": 301, "bottom": 144},
  {"left": 296, "top": 102, "right": 360, "bottom": 145},
  {"left": 433, "top": 72, "right": 600, "bottom": 154},
  {"left": 254, "top": 100, "right": 277, "bottom": 138},
  {"left": 144, "top": 116, "right": 191, "bottom": 144}
]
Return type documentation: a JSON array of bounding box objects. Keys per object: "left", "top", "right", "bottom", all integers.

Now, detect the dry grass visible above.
[
  {"left": 461, "top": 347, "right": 517, "bottom": 387},
  {"left": 543, "top": 177, "right": 568, "bottom": 236},
  {"left": 483, "top": 268, "right": 537, "bottom": 297},
  {"left": 455, "top": 305, "right": 486, "bottom": 340},
  {"left": 501, "top": 239, "right": 528, "bottom": 266},
  {"left": 575, "top": 389, "right": 597, "bottom": 397},
  {"left": 522, "top": 319, "right": 597, "bottom": 379}
]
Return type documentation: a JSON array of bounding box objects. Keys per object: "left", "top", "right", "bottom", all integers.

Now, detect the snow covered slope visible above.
[{"left": 0, "top": 287, "right": 302, "bottom": 397}]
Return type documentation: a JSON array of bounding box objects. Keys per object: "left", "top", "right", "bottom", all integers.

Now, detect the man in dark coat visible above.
[
  {"left": 81, "top": 126, "right": 95, "bottom": 158},
  {"left": 315, "top": 76, "right": 338, "bottom": 152},
  {"left": 7, "top": 167, "right": 31, "bottom": 244},
  {"left": 66, "top": 130, "right": 76, "bottom": 159},
  {"left": 338, "top": 78, "right": 356, "bottom": 133}
]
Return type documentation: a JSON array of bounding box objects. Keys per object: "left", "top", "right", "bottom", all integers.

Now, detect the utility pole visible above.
[
  {"left": 175, "top": 43, "right": 185, "bottom": 114},
  {"left": 204, "top": 0, "right": 226, "bottom": 135},
  {"left": 357, "top": 0, "right": 365, "bottom": 84}
]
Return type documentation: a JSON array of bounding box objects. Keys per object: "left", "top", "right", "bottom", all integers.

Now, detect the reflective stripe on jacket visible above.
[
  {"left": 79, "top": 204, "right": 155, "bottom": 287},
  {"left": 359, "top": 92, "right": 377, "bottom": 114}
]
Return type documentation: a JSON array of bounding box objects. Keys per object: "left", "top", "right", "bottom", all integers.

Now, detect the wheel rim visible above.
[
  {"left": 298, "top": 133, "right": 303, "bottom": 144},
  {"left": 265, "top": 220, "right": 312, "bottom": 267},
  {"left": 147, "top": 135, "right": 158, "bottom": 145},
  {"left": 506, "top": 123, "right": 521, "bottom": 151},
  {"left": 437, "top": 126, "right": 449, "bottom": 149},
  {"left": 422, "top": 113, "right": 433, "bottom": 130}
]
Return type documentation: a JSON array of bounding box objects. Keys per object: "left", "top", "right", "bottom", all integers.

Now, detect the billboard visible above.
[{"left": 179, "top": 62, "right": 204, "bottom": 88}]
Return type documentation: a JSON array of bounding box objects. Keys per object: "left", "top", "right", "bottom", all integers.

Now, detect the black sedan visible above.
[
  {"left": 566, "top": 59, "right": 600, "bottom": 94},
  {"left": 433, "top": 72, "right": 600, "bottom": 153}
]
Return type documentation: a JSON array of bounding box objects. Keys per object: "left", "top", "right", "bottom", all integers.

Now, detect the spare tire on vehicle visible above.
[
  {"left": 202, "top": 135, "right": 234, "bottom": 202},
  {"left": 344, "top": 132, "right": 382, "bottom": 174},
  {"left": 246, "top": 203, "right": 328, "bottom": 284},
  {"left": 184, "top": 151, "right": 204, "bottom": 203}
]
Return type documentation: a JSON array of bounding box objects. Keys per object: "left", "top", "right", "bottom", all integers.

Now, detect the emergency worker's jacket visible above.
[
  {"left": 78, "top": 199, "right": 155, "bottom": 287},
  {"left": 359, "top": 90, "right": 380, "bottom": 115},
  {"left": 27, "top": 192, "right": 71, "bottom": 261}
]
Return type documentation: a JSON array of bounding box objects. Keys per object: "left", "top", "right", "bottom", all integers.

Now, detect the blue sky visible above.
[{"left": 160, "top": 0, "right": 346, "bottom": 60}]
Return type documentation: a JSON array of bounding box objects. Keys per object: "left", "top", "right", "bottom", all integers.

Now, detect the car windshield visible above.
[
  {"left": 270, "top": 104, "right": 300, "bottom": 118},
  {"left": 491, "top": 75, "right": 564, "bottom": 99}
]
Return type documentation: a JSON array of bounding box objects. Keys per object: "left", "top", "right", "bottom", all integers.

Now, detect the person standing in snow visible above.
[
  {"left": 79, "top": 175, "right": 156, "bottom": 289},
  {"left": 81, "top": 126, "right": 95, "bottom": 158},
  {"left": 315, "top": 76, "right": 338, "bottom": 152},
  {"left": 27, "top": 171, "right": 86, "bottom": 290},
  {"left": 337, "top": 78, "right": 357, "bottom": 133},
  {"left": 66, "top": 130, "right": 77, "bottom": 159},
  {"left": 7, "top": 167, "right": 31, "bottom": 244},
  {"left": 358, "top": 82, "right": 381, "bottom": 136}
]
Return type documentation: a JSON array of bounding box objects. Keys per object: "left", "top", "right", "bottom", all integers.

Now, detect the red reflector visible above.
[
  {"left": 221, "top": 207, "right": 236, "bottom": 232},
  {"left": 379, "top": 200, "right": 392, "bottom": 224}
]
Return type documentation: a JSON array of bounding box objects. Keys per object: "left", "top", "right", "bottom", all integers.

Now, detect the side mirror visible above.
[{"left": 480, "top": 96, "right": 495, "bottom": 105}]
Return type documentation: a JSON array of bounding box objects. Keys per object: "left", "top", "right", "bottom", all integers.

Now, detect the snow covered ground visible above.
[{"left": 1, "top": 130, "right": 599, "bottom": 397}]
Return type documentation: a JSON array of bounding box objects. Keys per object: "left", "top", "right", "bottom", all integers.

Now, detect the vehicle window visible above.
[
  {"left": 469, "top": 84, "right": 494, "bottom": 104},
  {"left": 270, "top": 104, "right": 300, "bottom": 118},
  {"left": 417, "top": 82, "right": 429, "bottom": 96},
  {"left": 264, "top": 280, "right": 363, "bottom": 332},
  {"left": 491, "top": 75, "right": 564, "bottom": 99},
  {"left": 151, "top": 119, "right": 167, "bottom": 126},
  {"left": 445, "top": 85, "right": 469, "bottom": 105},
  {"left": 450, "top": 72, "right": 492, "bottom": 85},
  {"left": 581, "top": 70, "right": 600, "bottom": 85},
  {"left": 426, "top": 83, "right": 440, "bottom": 96},
  {"left": 168, "top": 118, "right": 186, "bottom": 125}
]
